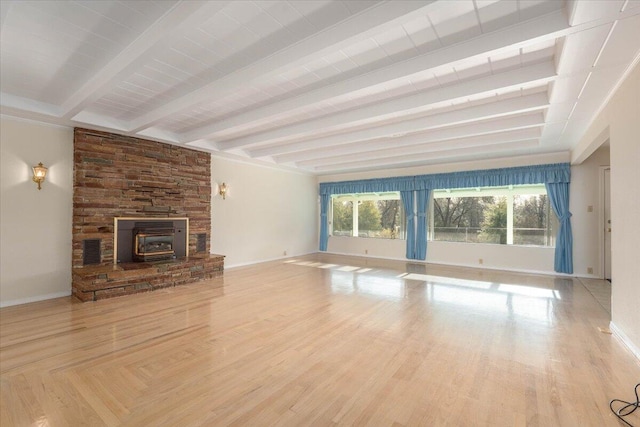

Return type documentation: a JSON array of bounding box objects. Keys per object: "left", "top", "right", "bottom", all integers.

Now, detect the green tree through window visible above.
[
  {"left": 331, "top": 194, "right": 404, "bottom": 239},
  {"left": 357, "top": 201, "right": 382, "bottom": 234},
  {"left": 480, "top": 197, "right": 507, "bottom": 244},
  {"left": 332, "top": 200, "right": 353, "bottom": 235}
]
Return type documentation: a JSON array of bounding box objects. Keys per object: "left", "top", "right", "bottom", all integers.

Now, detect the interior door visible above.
[{"left": 604, "top": 168, "right": 612, "bottom": 281}]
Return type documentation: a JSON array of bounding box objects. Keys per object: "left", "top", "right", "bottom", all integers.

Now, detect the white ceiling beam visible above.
[
  {"left": 127, "top": 1, "right": 439, "bottom": 133},
  {"left": 311, "top": 140, "right": 540, "bottom": 173},
  {"left": 60, "top": 1, "right": 231, "bottom": 120},
  {"left": 1, "top": 92, "right": 62, "bottom": 118},
  {"left": 219, "top": 60, "right": 556, "bottom": 150},
  {"left": 254, "top": 92, "right": 549, "bottom": 160},
  {"left": 297, "top": 127, "right": 542, "bottom": 168},
  {"left": 183, "top": 8, "right": 568, "bottom": 143},
  {"left": 568, "top": 0, "right": 624, "bottom": 26},
  {"left": 278, "top": 113, "right": 545, "bottom": 165},
  {"left": 69, "top": 113, "right": 178, "bottom": 144},
  {"left": 135, "top": 127, "right": 182, "bottom": 145},
  {"left": 70, "top": 111, "right": 130, "bottom": 135}
]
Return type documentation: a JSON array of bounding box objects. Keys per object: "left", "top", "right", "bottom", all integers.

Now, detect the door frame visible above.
[{"left": 598, "top": 166, "right": 611, "bottom": 280}]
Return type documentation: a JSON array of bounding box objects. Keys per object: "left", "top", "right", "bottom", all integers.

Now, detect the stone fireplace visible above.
[{"left": 71, "top": 128, "right": 223, "bottom": 301}]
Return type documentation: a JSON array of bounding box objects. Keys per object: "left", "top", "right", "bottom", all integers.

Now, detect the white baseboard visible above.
[
  {"left": 610, "top": 321, "right": 640, "bottom": 361},
  {"left": 0, "top": 290, "right": 72, "bottom": 308}
]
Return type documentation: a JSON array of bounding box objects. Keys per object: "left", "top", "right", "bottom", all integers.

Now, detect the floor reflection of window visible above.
[
  {"left": 510, "top": 297, "right": 554, "bottom": 323},
  {"left": 355, "top": 276, "right": 404, "bottom": 300},
  {"left": 429, "top": 285, "right": 508, "bottom": 313},
  {"left": 329, "top": 270, "right": 405, "bottom": 300},
  {"left": 404, "top": 273, "right": 493, "bottom": 290},
  {"left": 427, "top": 281, "right": 558, "bottom": 324},
  {"left": 287, "top": 259, "right": 561, "bottom": 323}
]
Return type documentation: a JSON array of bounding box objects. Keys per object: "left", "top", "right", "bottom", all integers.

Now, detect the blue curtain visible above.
[
  {"left": 319, "top": 194, "right": 330, "bottom": 251},
  {"left": 545, "top": 182, "right": 573, "bottom": 274},
  {"left": 401, "top": 190, "right": 416, "bottom": 259},
  {"left": 415, "top": 189, "right": 430, "bottom": 260}
]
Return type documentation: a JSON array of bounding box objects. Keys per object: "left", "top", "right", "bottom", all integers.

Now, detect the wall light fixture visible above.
[
  {"left": 218, "top": 182, "right": 228, "bottom": 199},
  {"left": 32, "top": 162, "right": 48, "bottom": 190}
]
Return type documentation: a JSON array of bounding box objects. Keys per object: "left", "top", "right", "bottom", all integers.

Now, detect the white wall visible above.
[
  {"left": 570, "top": 146, "right": 610, "bottom": 278},
  {"left": 573, "top": 63, "right": 640, "bottom": 358},
  {"left": 211, "top": 156, "right": 318, "bottom": 268},
  {"left": 0, "top": 117, "right": 74, "bottom": 307},
  {"left": 320, "top": 152, "right": 572, "bottom": 275}
]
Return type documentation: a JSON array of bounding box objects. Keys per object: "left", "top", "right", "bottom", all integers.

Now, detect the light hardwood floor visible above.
[{"left": 1, "top": 254, "right": 638, "bottom": 426}]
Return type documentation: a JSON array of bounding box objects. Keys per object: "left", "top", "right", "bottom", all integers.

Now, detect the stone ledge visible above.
[{"left": 72, "top": 254, "right": 224, "bottom": 302}]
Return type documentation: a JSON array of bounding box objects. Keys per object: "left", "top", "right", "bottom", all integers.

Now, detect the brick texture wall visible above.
[{"left": 73, "top": 128, "right": 211, "bottom": 268}]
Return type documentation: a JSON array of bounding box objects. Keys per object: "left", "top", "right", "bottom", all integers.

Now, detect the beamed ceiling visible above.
[{"left": 1, "top": 0, "right": 639, "bottom": 175}]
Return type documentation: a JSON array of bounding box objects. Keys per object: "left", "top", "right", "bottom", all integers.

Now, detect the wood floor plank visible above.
[{"left": 1, "top": 253, "right": 639, "bottom": 426}]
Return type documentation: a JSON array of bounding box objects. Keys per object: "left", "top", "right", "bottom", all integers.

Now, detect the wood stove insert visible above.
[
  {"left": 115, "top": 218, "right": 188, "bottom": 263},
  {"left": 133, "top": 226, "right": 175, "bottom": 261}
]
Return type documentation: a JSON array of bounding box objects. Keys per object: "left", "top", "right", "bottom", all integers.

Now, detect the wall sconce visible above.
[
  {"left": 218, "top": 182, "right": 228, "bottom": 199},
  {"left": 32, "top": 162, "right": 48, "bottom": 190}
]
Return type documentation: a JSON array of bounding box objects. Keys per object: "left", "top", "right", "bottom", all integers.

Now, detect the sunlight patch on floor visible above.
[
  {"left": 404, "top": 273, "right": 493, "bottom": 290},
  {"left": 336, "top": 266, "right": 359, "bottom": 272}
]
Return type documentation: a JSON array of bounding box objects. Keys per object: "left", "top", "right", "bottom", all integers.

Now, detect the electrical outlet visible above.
[
  {"left": 478, "top": 258, "right": 483, "bottom": 265},
  {"left": 587, "top": 205, "right": 593, "bottom": 212},
  {"left": 365, "top": 249, "right": 368, "bottom": 254},
  {"left": 283, "top": 250, "right": 287, "bottom": 256},
  {"left": 587, "top": 267, "right": 593, "bottom": 274}
]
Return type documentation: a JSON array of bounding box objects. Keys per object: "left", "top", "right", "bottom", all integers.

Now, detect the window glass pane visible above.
[
  {"left": 431, "top": 185, "right": 556, "bottom": 247},
  {"left": 358, "top": 200, "right": 404, "bottom": 239},
  {"left": 513, "top": 194, "right": 558, "bottom": 246},
  {"left": 433, "top": 196, "right": 499, "bottom": 243},
  {"left": 479, "top": 196, "right": 507, "bottom": 244},
  {"left": 332, "top": 200, "right": 353, "bottom": 236},
  {"left": 378, "top": 200, "right": 404, "bottom": 239},
  {"left": 331, "top": 193, "right": 404, "bottom": 239},
  {"left": 357, "top": 201, "right": 381, "bottom": 237}
]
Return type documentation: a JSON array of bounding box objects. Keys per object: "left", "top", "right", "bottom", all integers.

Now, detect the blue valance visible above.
[
  {"left": 413, "top": 163, "right": 570, "bottom": 190},
  {"left": 319, "top": 163, "right": 569, "bottom": 195},
  {"left": 319, "top": 176, "right": 415, "bottom": 195}
]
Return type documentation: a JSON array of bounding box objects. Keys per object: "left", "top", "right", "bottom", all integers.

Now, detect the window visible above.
[
  {"left": 513, "top": 194, "right": 557, "bottom": 246},
  {"left": 332, "top": 200, "right": 353, "bottom": 236},
  {"left": 430, "top": 185, "right": 557, "bottom": 247},
  {"left": 331, "top": 193, "right": 405, "bottom": 239}
]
